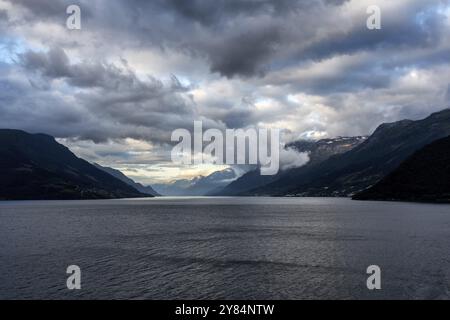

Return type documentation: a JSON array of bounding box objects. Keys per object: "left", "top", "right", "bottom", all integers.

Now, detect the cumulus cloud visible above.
[
  {"left": 7, "top": 46, "right": 210, "bottom": 143},
  {"left": 280, "top": 148, "right": 310, "bottom": 171}
]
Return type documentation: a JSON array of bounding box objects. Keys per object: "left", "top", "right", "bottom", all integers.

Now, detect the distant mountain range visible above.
[
  {"left": 93, "top": 163, "right": 160, "bottom": 196},
  {"left": 213, "top": 136, "right": 367, "bottom": 196},
  {"left": 353, "top": 135, "right": 450, "bottom": 203},
  {"left": 153, "top": 168, "right": 237, "bottom": 196},
  {"left": 0, "top": 129, "right": 153, "bottom": 200},
  {"left": 233, "top": 109, "right": 450, "bottom": 197},
  {"left": 2, "top": 108, "right": 450, "bottom": 202}
]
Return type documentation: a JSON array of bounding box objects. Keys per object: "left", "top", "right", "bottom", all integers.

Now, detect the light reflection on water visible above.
[{"left": 1, "top": 197, "right": 450, "bottom": 299}]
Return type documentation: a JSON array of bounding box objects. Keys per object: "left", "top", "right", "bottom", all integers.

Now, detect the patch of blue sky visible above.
[
  {"left": 415, "top": 2, "right": 449, "bottom": 27},
  {"left": 0, "top": 36, "right": 26, "bottom": 64},
  {"left": 0, "top": 36, "right": 49, "bottom": 64}
]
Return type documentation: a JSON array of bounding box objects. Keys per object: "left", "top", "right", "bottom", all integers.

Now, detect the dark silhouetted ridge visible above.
[{"left": 0, "top": 129, "right": 148, "bottom": 200}]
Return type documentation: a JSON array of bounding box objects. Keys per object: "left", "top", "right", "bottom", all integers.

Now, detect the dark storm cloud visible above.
[
  {"left": 298, "top": 3, "right": 447, "bottom": 62},
  {"left": 0, "top": 72, "right": 87, "bottom": 137},
  {"left": 21, "top": 47, "right": 156, "bottom": 90},
  {"left": 158, "top": 0, "right": 446, "bottom": 79},
  {"left": 149, "top": 0, "right": 447, "bottom": 78},
  {"left": 10, "top": 0, "right": 92, "bottom": 23},
  {"left": 8, "top": 0, "right": 348, "bottom": 25},
  {"left": 10, "top": 47, "right": 202, "bottom": 143},
  {"left": 135, "top": 0, "right": 343, "bottom": 26},
  {"left": 2, "top": 0, "right": 450, "bottom": 143},
  {"left": 5, "top": 0, "right": 351, "bottom": 78},
  {"left": 0, "top": 9, "right": 7, "bottom": 20},
  {"left": 13, "top": 0, "right": 68, "bottom": 17},
  {"left": 8, "top": 0, "right": 446, "bottom": 79},
  {"left": 0, "top": 10, "right": 8, "bottom": 36},
  {"left": 206, "top": 26, "right": 282, "bottom": 78},
  {"left": 21, "top": 48, "right": 71, "bottom": 80}
]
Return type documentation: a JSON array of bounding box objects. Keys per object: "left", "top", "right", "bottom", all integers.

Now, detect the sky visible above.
[{"left": 1, "top": 0, "right": 450, "bottom": 184}]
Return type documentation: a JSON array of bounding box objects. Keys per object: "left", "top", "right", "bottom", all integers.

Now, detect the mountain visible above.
[
  {"left": 153, "top": 179, "right": 194, "bottom": 196},
  {"left": 93, "top": 163, "right": 160, "bottom": 196},
  {"left": 286, "top": 136, "right": 368, "bottom": 165},
  {"left": 214, "top": 136, "right": 366, "bottom": 196},
  {"left": 189, "top": 168, "right": 237, "bottom": 195},
  {"left": 0, "top": 129, "right": 148, "bottom": 200},
  {"left": 153, "top": 168, "right": 237, "bottom": 196},
  {"left": 210, "top": 167, "right": 278, "bottom": 196},
  {"left": 249, "top": 109, "right": 450, "bottom": 197},
  {"left": 353, "top": 135, "right": 450, "bottom": 203}
]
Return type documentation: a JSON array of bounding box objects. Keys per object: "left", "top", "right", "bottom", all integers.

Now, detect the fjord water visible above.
[{"left": 1, "top": 197, "right": 450, "bottom": 300}]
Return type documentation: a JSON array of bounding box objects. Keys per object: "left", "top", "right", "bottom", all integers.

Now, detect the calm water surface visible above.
[{"left": 1, "top": 197, "right": 450, "bottom": 299}]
